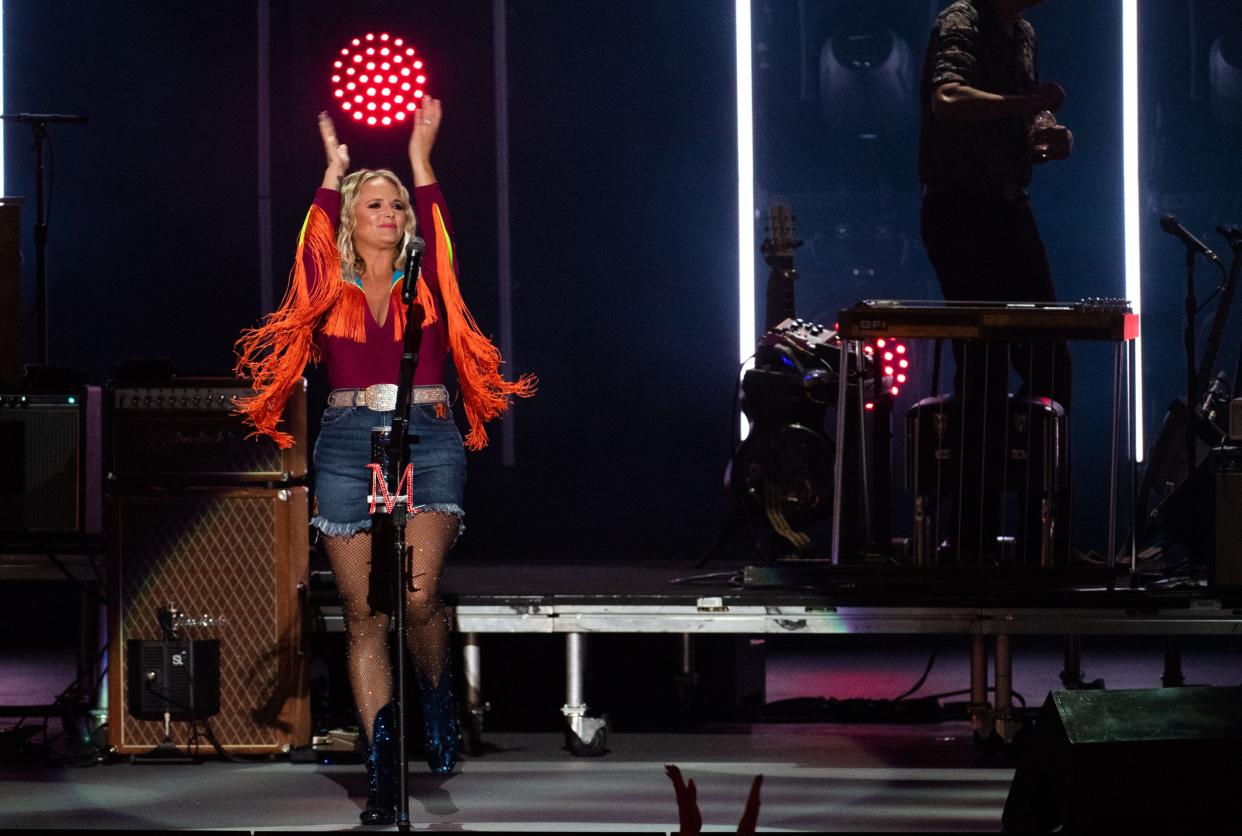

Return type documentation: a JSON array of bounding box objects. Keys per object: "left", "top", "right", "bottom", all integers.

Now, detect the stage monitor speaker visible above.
[
  {"left": 107, "top": 487, "right": 310, "bottom": 755},
  {"left": 1002, "top": 686, "right": 1242, "bottom": 832},
  {"left": 0, "top": 386, "right": 102, "bottom": 538}
]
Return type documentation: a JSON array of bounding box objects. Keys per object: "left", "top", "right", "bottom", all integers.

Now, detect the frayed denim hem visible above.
[
  {"left": 310, "top": 516, "right": 373, "bottom": 539},
  {"left": 311, "top": 507, "right": 463, "bottom": 540},
  {"left": 411, "top": 503, "right": 465, "bottom": 539}
]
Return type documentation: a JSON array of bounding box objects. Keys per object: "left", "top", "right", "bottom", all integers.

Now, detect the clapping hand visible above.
[{"left": 318, "top": 111, "right": 350, "bottom": 185}]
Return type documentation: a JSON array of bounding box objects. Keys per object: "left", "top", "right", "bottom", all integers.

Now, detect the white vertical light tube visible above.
[
  {"left": 1122, "top": 0, "right": 1145, "bottom": 459},
  {"left": 737, "top": 0, "right": 755, "bottom": 439},
  {"left": 0, "top": 0, "right": 6, "bottom": 197}
]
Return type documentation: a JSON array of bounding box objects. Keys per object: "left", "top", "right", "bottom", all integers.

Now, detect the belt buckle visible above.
[{"left": 363, "top": 384, "right": 398, "bottom": 411}]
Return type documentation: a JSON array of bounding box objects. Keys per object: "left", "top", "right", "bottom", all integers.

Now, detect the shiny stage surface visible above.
[
  {"left": 0, "top": 726, "right": 1010, "bottom": 832},
  {"left": 4, "top": 632, "right": 1242, "bottom": 831}
]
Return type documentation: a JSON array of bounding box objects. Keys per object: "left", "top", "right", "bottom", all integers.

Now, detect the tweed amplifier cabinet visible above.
[
  {"left": 107, "top": 486, "right": 310, "bottom": 755},
  {"left": 0, "top": 386, "right": 102, "bottom": 537},
  {"left": 106, "top": 377, "right": 307, "bottom": 485}
]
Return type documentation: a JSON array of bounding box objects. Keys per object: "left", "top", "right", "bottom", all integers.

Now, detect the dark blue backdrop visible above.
[{"left": 5, "top": 1, "right": 1240, "bottom": 561}]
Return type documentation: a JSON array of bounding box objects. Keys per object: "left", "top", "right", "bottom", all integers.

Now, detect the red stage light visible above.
[
  {"left": 899, "top": 359, "right": 908, "bottom": 368},
  {"left": 876, "top": 338, "right": 886, "bottom": 348},
  {"left": 865, "top": 402, "right": 875, "bottom": 410},
  {"left": 891, "top": 386, "right": 899, "bottom": 396},
  {"left": 883, "top": 351, "right": 893, "bottom": 361},
  {"left": 331, "top": 32, "right": 428, "bottom": 128},
  {"left": 896, "top": 344, "right": 906, "bottom": 354},
  {"left": 885, "top": 366, "right": 894, "bottom": 376},
  {"left": 897, "top": 373, "right": 907, "bottom": 383}
]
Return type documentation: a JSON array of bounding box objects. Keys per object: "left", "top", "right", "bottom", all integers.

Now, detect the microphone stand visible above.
[
  {"left": 0, "top": 113, "right": 88, "bottom": 367},
  {"left": 368, "top": 239, "right": 424, "bottom": 830},
  {"left": 1183, "top": 248, "right": 1199, "bottom": 506}
]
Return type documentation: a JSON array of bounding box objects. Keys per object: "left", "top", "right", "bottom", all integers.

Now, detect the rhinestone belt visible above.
[{"left": 326, "top": 384, "right": 449, "bottom": 411}]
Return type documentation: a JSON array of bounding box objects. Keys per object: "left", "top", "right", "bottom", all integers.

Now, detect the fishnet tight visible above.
[{"left": 324, "top": 511, "right": 460, "bottom": 741}]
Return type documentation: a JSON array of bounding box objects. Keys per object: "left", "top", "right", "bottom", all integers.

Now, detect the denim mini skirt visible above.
[{"left": 310, "top": 400, "right": 467, "bottom": 538}]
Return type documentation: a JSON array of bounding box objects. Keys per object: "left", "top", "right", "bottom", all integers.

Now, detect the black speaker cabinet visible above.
[
  {"left": 126, "top": 639, "right": 221, "bottom": 719},
  {"left": 0, "top": 386, "right": 102, "bottom": 538},
  {"left": 1214, "top": 446, "right": 1242, "bottom": 588},
  {"left": 107, "top": 487, "right": 310, "bottom": 755},
  {"left": 0, "top": 198, "right": 20, "bottom": 383},
  {"left": 1003, "top": 686, "right": 1242, "bottom": 832}
]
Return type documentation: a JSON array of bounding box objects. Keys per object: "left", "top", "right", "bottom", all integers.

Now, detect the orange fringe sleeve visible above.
[
  {"left": 233, "top": 204, "right": 342, "bottom": 448},
  {"left": 433, "top": 203, "right": 537, "bottom": 450}
]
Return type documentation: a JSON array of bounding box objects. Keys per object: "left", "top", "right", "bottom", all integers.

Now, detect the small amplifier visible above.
[
  {"left": 107, "top": 377, "right": 307, "bottom": 485},
  {"left": 1228, "top": 398, "right": 1242, "bottom": 442},
  {"left": 0, "top": 386, "right": 102, "bottom": 537},
  {"left": 126, "top": 639, "right": 220, "bottom": 719}
]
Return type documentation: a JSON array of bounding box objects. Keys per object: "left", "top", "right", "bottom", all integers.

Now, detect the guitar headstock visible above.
[{"left": 762, "top": 203, "right": 802, "bottom": 266}]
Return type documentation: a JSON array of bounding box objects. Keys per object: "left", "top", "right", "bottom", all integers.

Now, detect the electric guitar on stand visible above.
[
  {"left": 732, "top": 204, "right": 836, "bottom": 555},
  {"left": 762, "top": 204, "right": 801, "bottom": 331}
]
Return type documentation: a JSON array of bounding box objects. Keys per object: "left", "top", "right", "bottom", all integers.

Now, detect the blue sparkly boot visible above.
[
  {"left": 360, "top": 702, "right": 397, "bottom": 825},
  {"left": 417, "top": 658, "right": 459, "bottom": 775}
]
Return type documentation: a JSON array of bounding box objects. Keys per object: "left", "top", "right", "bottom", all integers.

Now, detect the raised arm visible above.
[
  {"left": 319, "top": 111, "right": 350, "bottom": 190},
  {"left": 408, "top": 96, "right": 441, "bottom": 187}
]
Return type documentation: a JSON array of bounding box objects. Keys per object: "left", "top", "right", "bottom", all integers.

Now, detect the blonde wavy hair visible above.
[{"left": 337, "top": 168, "right": 418, "bottom": 280}]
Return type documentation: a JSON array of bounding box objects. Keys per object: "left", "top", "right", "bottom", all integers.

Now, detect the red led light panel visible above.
[{"left": 331, "top": 32, "right": 426, "bottom": 128}]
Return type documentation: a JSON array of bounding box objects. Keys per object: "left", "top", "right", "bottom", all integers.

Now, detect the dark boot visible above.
[
  {"left": 417, "top": 660, "right": 459, "bottom": 775},
  {"left": 360, "top": 702, "right": 397, "bottom": 825}
]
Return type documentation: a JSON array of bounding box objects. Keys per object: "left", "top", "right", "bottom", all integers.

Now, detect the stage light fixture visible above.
[{"left": 331, "top": 32, "right": 428, "bottom": 128}]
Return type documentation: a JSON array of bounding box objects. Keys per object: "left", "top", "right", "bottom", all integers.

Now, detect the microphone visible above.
[
  {"left": 401, "top": 236, "right": 425, "bottom": 305},
  {"left": 1160, "top": 214, "right": 1221, "bottom": 265},
  {"left": 0, "top": 113, "right": 88, "bottom": 124}
]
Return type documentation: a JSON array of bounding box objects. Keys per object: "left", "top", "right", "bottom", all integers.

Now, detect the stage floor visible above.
[
  {"left": 4, "top": 632, "right": 1242, "bottom": 831},
  {"left": 1, "top": 726, "right": 1010, "bottom": 832}
]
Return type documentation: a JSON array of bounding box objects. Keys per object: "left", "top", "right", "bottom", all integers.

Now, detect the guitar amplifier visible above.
[
  {"left": 106, "top": 378, "right": 307, "bottom": 485},
  {"left": 107, "top": 486, "right": 310, "bottom": 754},
  {"left": 0, "top": 386, "right": 102, "bottom": 537}
]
